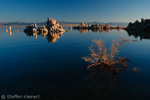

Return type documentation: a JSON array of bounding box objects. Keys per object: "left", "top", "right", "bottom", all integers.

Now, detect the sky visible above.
[{"left": 0, "top": 0, "right": 150, "bottom": 23}]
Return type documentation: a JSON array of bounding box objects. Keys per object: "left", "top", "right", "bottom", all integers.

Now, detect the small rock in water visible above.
[
  {"left": 125, "top": 64, "right": 128, "bottom": 67},
  {"left": 133, "top": 67, "right": 137, "bottom": 72},
  {"left": 132, "top": 40, "right": 138, "bottom": 42},
  {"left": 15, "top": 29, "right": 19, "bottom": 32},
  {"left": 5, "top": 29, "right": 8, "bottom": 32}
]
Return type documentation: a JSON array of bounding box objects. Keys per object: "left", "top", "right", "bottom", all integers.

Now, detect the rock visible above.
[
  {"left": 37, "top": 25, "right": 48, "bottom": 33},
  {"left": 24, "top": 18, "right": 65, "bottom": 34},
  {"left": 133, "top": 67, "right": 137, "bottom": 72},
  {"left": 9, "top": 26, "right": 11, "bottom": 30},
  {"left": 126, "top": 18, "right": 150, "bottom": 31},
  {"left": 73, "top": 23, "right": 125, "bottom": 30},
  {"left": 15, "top": 29, "right": 19, "bottom": 32},
  {"left": 5, "top": 29, "right": 8, "bottom": 32},
  {"left": 24, "top": 23, "right": 37, "bottom": 33},
  {"left": 46, "top": 17, "right": 65, "bottom": 32}
]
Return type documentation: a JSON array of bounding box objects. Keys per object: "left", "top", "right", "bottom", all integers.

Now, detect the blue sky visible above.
[{"left": 0, "top": 0, "right": 150, "bottom": 23}]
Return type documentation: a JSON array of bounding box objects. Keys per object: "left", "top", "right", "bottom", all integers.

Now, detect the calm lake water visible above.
[{"left": 0, "top": 27, "right": 150, "bottom": 100}]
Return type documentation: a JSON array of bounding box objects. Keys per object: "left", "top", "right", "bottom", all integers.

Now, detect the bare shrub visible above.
[{"left": 82, "top": 39, "right": 127, "bottom": 69}]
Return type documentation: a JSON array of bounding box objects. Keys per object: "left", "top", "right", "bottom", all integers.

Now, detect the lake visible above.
[{"left": 0, "top": 26, "right": 150, "bottom": 100}]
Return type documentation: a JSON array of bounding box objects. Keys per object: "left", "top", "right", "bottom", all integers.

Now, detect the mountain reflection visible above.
[{"left": 24, "top": 31, "right": 64, "bottom": 43}]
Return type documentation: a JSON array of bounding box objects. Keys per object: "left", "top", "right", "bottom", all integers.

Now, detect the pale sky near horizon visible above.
[{"left": 0, "top": 0, "right": 150, "bottom": 23}]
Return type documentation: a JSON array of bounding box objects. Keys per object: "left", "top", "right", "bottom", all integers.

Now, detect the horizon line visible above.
[{"left": 0, "top": 21, "right": 129, "bottom": 23}]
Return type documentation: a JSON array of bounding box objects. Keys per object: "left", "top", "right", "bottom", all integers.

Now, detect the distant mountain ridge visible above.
[{"left": 0, "top": 21, "right": 128, "bottom": 26}]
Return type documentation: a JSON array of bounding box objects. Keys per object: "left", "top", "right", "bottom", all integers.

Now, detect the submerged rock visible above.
[
  {"left": 15, "top": 29, "right": 19, "bottom": 32},
  {"left": 5, "top": 29, "right": 8, "bottom": 32}
]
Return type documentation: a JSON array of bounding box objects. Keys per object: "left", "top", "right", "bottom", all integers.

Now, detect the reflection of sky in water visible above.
[{"left": 0, "top": 27, "right": 150, "bottom": 100}]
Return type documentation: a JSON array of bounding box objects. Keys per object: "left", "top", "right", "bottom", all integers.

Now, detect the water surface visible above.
[{"left": 0, "top": 27, "right": 150, "bottom": 100}]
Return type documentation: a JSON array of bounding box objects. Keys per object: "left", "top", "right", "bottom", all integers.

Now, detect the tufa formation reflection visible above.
[
  {"left": 73, "top": 27, "right": 123, "bottom": 34},
  {"left": 73, "top": 22, "right": 125, "bottom": 30},
  {"left": 78, "top": 28, "right": 118, "bottom": 34},
  {"left": 47, "top": 32, "right": 63, "bottom": 43},
  {"left": 24, "top": 30, "right": 64, "bottom": 43},
  {"left": 126, "top": 29, "right": 150, "bottom": 40}
]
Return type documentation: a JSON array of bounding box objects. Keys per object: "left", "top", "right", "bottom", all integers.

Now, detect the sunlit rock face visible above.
[
  {"left": 46, "top": 17, "right": 65, "bottom": 32},
  {"left": 24, "top": 17, "right": 65, "bottom": 33}
]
